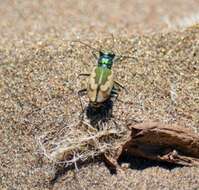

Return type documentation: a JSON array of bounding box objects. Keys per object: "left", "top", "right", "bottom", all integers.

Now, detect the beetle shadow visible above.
[{"left": 85, "top": 98, "right": 115, "bottom": 128}]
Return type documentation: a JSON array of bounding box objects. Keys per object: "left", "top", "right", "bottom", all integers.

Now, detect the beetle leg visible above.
[
  {"left": 114, "top": 81, "right": 128, "bottom": 94},
  {"left": 92, "top": 51, "right": 98, "bottom": 60},
  {"left": 78, "top": 88, "right": 87, "bottom": 111},
  {"left": 78, "top": 73, "right": 90, "bottom": 77},
  {"left": 78, "top": 88, "right": 88, "bottom": 121}
]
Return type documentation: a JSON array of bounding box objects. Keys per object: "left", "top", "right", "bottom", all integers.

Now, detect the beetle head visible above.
[{"left": 98, "top": 51, "right": 115, "bottom": 69}]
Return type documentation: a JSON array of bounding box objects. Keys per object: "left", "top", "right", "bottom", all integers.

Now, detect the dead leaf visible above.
[{"left": 122, "top": 122, "right": 199, "bottom": 166}]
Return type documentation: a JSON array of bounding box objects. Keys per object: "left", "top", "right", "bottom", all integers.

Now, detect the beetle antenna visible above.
[
  {"left": 71, "top": 40, "right": 99, "bottom": 52},
  {"left": 115, "top": 43, "right": 138, "bottom": 62},
  {"left": 110, "top": 33, "right": 115, "bottom": 50},
  {"left": 115, "top": 54, "right": 138, "bottom": 63}
]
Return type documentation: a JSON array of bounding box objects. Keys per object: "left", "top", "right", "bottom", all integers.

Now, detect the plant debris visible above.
[
  {"left": 115, "top": 122, "right": 199, "bottom": 166},
  {"left": 37, "top": 119, "right": 127, "bottom": 167}
]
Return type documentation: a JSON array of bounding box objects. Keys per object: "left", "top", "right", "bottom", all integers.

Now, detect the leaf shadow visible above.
[{"left": 118, "top": 151, "right": 183, "bottom": 171}]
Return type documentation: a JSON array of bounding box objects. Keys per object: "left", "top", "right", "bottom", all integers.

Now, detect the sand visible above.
[{"left": 0, "top": 1, "right": 199, "bottom": 189}]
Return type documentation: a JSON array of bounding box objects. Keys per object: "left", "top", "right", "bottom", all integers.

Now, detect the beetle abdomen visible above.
[{"left": 87, "top": 67, "right": 114, "bottom": 103}]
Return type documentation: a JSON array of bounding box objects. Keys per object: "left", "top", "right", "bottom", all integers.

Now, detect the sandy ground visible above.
[
  {"left": 1, "top": 0, "right": 199, "bottom": 44},
  {"left": 0, "top": 1, "right": 199, "bottom": 189}
]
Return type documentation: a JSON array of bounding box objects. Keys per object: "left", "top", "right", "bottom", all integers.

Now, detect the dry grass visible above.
[{"left": 37, "top": 120, "right": 126, "bottom": 166}]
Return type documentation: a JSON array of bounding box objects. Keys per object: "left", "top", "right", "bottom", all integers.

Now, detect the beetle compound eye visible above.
[{"left": 108, "top": 53, "right": 115, "bottom": 59}]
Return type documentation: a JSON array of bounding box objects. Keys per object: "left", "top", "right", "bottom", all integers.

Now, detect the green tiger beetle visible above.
[{"left": 73, "top": 39, "right": 136, "bottom": 118}]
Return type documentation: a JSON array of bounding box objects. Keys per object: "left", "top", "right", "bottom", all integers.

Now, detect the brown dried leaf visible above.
[{"left": 121, "top": 122, "right": 199, "bottom": 166}]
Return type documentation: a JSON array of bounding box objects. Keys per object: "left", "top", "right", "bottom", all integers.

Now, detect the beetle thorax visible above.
[{"left": 98, "top": 52, "right": 115, "bottom": 69}]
